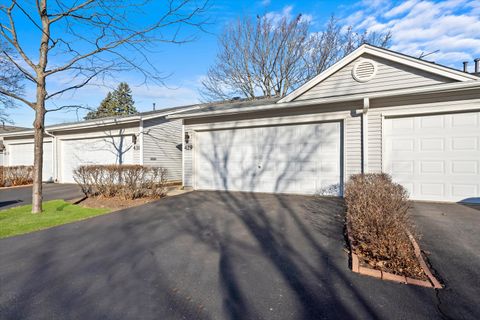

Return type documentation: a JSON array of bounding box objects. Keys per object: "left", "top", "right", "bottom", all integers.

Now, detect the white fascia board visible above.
[
  {"left": 141, "top": 105, "right": 201, "bottom": 121},
  {"left": 49, "top": 116, "right": 141, "bottom": 132},
  {"left": 365, "top": 46, "right": 479, "bottom": 81},
  {"left": 279, "top": 44, "right": 478, "bottom": 103},
  {"left": 0, "top": 117, "right": 141, "bottom": 138},
  {"left": 169, "top": 81, "right": 480, "bottom": 120}
]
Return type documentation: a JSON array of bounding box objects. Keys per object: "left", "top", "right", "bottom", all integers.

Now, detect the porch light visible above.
[{"left": 184, "top": 132, "right": 192, "bottom": 150}]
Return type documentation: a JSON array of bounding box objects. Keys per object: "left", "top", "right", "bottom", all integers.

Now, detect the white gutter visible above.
[
  {"left": 0, "top": 116, "right": 142, "bottom": 138},
  {"left": 168, "top": 80, "right": 480, "bottom": 120},
  {"left": 141, "top": 105, "right": 201, "bottom": 120},
  {"left": 0, "top": 106, "right": 202, "bottom": 139}
]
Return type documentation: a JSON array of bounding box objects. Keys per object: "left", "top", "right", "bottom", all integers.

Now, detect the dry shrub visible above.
[
  {"left": 0, "top": 166, "right": 4, "bottom": 187},
  {"left": 344, "top": 173, "right": 424, "bottom": 279},
  {"left": 73, "top": 165, "right": 168, "bottom": 200},
  {"left": 0, "top": 166, "right": 34, "bottom": 186}
]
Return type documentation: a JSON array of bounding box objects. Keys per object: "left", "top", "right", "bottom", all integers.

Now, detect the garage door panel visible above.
[
  {"left": 420, "top": 138, "right": 444, "bottom": 151},
  {"left": 452, "top": 113, "right": 478, "bottom": 126},
  {"left": 61, "top": 136, "right": 134, "bottom": 183},
  {"left": 452, "top": 137, "right": 478, "bottom": 150},
  {"left": 452, "top": 161, "right": 477, "bottom": 174},
  {"left": 9, "top": 142, "right": 53, "bottom": 182},
  {"left": 385, "top": 111, "right": 480, "bottom": 202},
  {"left": 452, "top": 184, "right": 478, "bottom": 198},
  {"left": 195, "top": 122, "right": 342, "bottom": 195}
]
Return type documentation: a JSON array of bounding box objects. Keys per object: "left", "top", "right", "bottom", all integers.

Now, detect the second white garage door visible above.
[
  {"left": 194, "top": 121, "right": 342, "bottom": 195},
  {"left": 60, "top": 136, "right": 135, "bottom": 183},
  {"left": 8, "top": 142, "right": 54, "bottom": 182},
  {"left": 384, "top": 111, "right": 480, "bottom": 203}
]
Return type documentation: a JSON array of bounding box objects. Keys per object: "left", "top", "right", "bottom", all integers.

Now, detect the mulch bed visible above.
[
  {"left": 74, "top": 196, "right": 160, "bottom": 211},
  {"left": 346, "top": 220, "right": 442, "bottom": 288}
]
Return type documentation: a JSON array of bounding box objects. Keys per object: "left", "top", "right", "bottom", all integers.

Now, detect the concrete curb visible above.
[
  {"left": 0, "top": 184, "right": 33, "bottom": 190},
  {"left": 346, "top": 220, "right": 442, "bottom": 289}
]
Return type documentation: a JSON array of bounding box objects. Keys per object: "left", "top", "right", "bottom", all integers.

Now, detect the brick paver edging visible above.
[{"left": 346, "top": 220, "right": 442, "bottom": 289}]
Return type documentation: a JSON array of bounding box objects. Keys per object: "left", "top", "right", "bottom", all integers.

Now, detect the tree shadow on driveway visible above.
[{"left": 0, "top": 191, "right": 442, "bottom": 320}]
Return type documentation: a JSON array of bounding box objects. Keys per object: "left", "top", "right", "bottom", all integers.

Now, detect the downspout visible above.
[
  {"left": 44, "top": 129, "right": 57, "bottom": 183},
  {"left": 181, "top": 121, "right": 185, "bottom": 188},
  {"left": 139, "top": 119, "right": 144, "bottom": 165},
  {"left": 362, "top": 97, "right": 370, "bottom": 174}
]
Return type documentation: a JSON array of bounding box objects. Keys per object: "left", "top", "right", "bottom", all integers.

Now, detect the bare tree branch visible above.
[
  {"left": 0, "top": 0, "right": 210, "bottom": 213},
  {"left": 0, "top": 86, "right": 34, "bottom": 108},
  {"left": 0, "top": 2, "right": 37, "bottom": 70},
  {"left": 201, "top": 14, "right": 392, "bottom": 101}
]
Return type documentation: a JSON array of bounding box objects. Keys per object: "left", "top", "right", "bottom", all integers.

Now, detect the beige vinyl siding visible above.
[
  {"left": 344, "top": 113, "right": 362, "bottom": 178},
  {"left": 133, "top": 145, "right": 140, "bottom": 164},
  {"left": 295, "top": 53, "right": 454, "bottom": 101},
  {"left": 367, "top": 112, "right": 383, "bottom": 173},
  {"left": 143, "top": 118, "right": 182, "bottom": 181},
  {"left": 183, "top": 129, "right": 194, "bottom": 187}
]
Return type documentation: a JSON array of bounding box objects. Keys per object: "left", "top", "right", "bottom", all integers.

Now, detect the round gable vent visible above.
[{"left": 352, "top": 59, "right": 377, "bottom": 82}]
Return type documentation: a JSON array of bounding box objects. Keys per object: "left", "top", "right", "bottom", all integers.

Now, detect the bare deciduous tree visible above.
[
  {"left": 201, "top": 14, "right": 392, "bottom": 101},
  {"left": 0, "top": 41, "right": 22, "bottom": 124},
  {"left": 303, "top": 16, "right": 392, "bottom": 80},
  {"left": 0, "top": 0, "right": 208, "bottom": 213}
]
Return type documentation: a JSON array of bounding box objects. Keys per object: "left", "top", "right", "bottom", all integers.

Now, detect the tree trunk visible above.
[
  {"left": 32, "top": 86, "right": 46, "bottom": 214},
  {"left": 32, "top": 0, "right": 49, "bottom": 214}
]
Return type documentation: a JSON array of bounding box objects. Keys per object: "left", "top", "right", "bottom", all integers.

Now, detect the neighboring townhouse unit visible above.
[
  {"left": 0, "top": 125, "right": 29, "bottom": 166},
  {"left": 0, "top": 105, "right": 197, "bottom": 183},
  {"left": 170, "top": 44, "right": 480, "bottom": 203}
]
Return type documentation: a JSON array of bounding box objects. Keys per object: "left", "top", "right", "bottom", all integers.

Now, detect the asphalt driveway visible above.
[
  {"left": 0, "top": 191, "right": 478, "bottom": 319},
  {"left": 0, "top": 184, "right": 83, "bottom": 209},
  {"left": 410, "top": 201, "right": 480, "bottom": 319}
]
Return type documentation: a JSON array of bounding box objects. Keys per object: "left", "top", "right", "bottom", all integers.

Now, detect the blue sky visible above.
[{"left": 4, "top": 0, "right": 480, "bottom": 127}]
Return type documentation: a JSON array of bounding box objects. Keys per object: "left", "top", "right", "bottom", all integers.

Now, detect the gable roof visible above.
[
  {"left": 0, "top": 125, "right": 28, "bottom": 134},
  {"left": 169, "top": 80, "right": 480, "bottom": 120},
  {"left": 0, "top": 104, "right": 199, "bottom": 138},
  {"left": 167, "top": 97, "right": 280, "bottom": 118},
  {"left": 279, "top": 43, "right": 479, "bottom": 103}
]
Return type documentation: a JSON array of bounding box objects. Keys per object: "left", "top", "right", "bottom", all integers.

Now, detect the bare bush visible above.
[
  {"left": 344, "top": 173, "right": 424, "bottom": 279},
  {"left": 0, "top": 166, "right": 34, "bottom": 186},
  {"left": 73, "top": 165, "right": 168, "bottom": 200}
]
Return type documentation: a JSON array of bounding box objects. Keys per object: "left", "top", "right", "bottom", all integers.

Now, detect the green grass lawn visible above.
[{"left": 0, "top": 200, "right": 111, "bottom": 239}]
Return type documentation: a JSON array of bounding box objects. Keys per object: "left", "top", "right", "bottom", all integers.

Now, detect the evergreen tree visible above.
[
  {"left": 84, "top": 83, "right": 137, "bottom": 120},
  {"left": 84, "top": 92, "right": 115, "bottom": 119},
  {"left": 113, "top": 82, "right": 136, "bottom": 115}
]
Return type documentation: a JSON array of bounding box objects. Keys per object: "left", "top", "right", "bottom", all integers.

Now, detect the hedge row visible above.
[
  {"left": 73, "top": 165, "right": 168, "bottom": 200},
  {"left": 0, "top": 166, "right": 34, "bottom": 187}
]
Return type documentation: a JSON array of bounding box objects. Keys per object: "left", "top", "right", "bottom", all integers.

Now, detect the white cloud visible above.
[
  {"left": 384, "top": 0, "right": 419, "bottom": 18},
  {"left": 341, "top": 0, "right": 480, "bottom": 70},
  {"left": 260, "top": 0, "right": 271, "bottom": 6},
  {"left": 265, "top": 5, "right": 294, "bottom": 24},
  {"left": 264, "top": 5, "right": 314, "bottom": 25}
]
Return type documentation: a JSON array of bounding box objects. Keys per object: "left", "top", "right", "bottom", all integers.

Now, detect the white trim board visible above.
[{"left": 186, "top": 111, "right": 350, "bottom": 131}]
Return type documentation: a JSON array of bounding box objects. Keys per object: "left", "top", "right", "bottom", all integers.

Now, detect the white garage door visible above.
[
  {"left": 8, "top": 142, "right": 54, "bottom": 182},
  {"left": 195, "top": 122, "right": 342, "bottom": 195},
  {"left": 61, "top": 136, "right": 135, "bottom": 183},
  {"left": 384, "top": 111, "right": 480, "bottom": 203}
]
